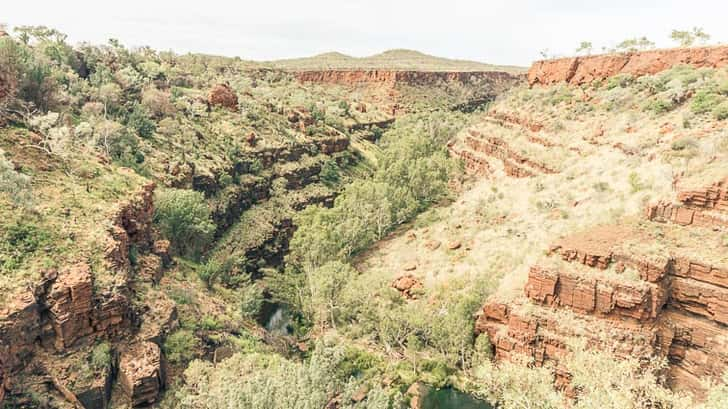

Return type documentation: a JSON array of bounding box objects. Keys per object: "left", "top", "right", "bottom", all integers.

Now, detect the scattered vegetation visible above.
[{"left": 154, "top": 189, "right": 216, "bottom": 259}]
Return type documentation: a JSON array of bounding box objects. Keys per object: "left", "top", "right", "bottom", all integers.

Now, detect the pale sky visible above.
[{"left": 5, "top": 1, "right": 728, "bottom": 66}]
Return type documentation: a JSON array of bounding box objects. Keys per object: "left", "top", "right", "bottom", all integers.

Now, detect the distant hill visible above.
[{"left": 268, "top": 49, "right": 526, "bottom": 74}]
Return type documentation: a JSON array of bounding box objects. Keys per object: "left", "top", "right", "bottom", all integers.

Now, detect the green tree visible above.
[
  {"left": 307, "top": 261, "right": 357, "bottom": 329},
  {"left": 125, "top": 102, "right": 156, "bottom": 138},
  {"left": 615, "top": 37, "right": 655, "bottom": 52},
  {"left": 176, "top": 344, "right": 402, "bottom": 409},
  {"left": 670, "top": 27, "right": 711, "bottom": 47},
  {"left": 154, "top": 189, "right": 216, "bottom": 259}
]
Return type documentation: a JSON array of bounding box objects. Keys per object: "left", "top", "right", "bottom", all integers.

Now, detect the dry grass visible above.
[{"left": 355, "top": 67, "right": 728, "bottom": 305}]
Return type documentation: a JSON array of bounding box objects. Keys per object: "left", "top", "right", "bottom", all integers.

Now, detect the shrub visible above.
[
  {"left": 713, "top": 101, "right": 728, "bottom": 120},
  {"left": 691, "top": 90, "right": 724, "bottom": 114},
  {"left": 90, "top": 342, "right": 112, "bottom": 372},
  {"left": 644, "top": 98, "right": 673, "bottom": 114},
  {"left": 239, "top": 283, "right": 264, "bottom": 320},
  {"left": 164, "top": 329, "right": 198, "bottom": 364},
  {"left": 671, "top": 137, "right": 698, "bottom": 151},
  {"left": 0, "top": 220, "right": 52, "bottom": 272},
  {"left": 200, "top": 316, "right": 222, "bottom": 331},
  {"left": 0, "top": 151, "right": 32, "bottom": 208},
  {"left": 319, "top": 159, "right": 340, "bottom": 187},
  {"left": 125, "top": 102, "right": 156, "bottom": 138},
  {"left": 605, "top": 74, "right": 633, "bottom": 90},
  {"left": 197, "top": 260, "right": 222, "bottom": 289},
  {"left": 628, "top": 172, "right": 645, "bottom": 193},
  {"left": 154, "top": 189, "right": 216, "bottom": 259}
]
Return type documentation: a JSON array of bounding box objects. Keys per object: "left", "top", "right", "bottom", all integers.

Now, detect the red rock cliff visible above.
[
  {"left": 294, "top": 70, "right": 520, "bottom": 87},
  {"left": 528, "top": 46, "right": 728, "bottom": 86}
]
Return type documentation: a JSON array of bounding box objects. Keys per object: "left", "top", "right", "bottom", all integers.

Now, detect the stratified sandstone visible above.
[
  {"left": 476, "top": 177, "right": 728, "bottom": 395},
  {"left": 119, "top": 342, "right": 165, "bottom": 407},
  {"left": 47, "top": 263, "right": 95, "bottom": 350}
]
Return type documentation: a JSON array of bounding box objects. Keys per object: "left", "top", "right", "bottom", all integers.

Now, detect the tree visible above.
[
  {"left": 576, "top": 41, "right": 593, "bottom": 55},
  {"left": 307, "top": 261, "right": 357, "bottom": 329},
  {"left": 154, "top": 188, "right": 216, "bottom": 259},
  {"left": 176, "top": 344, "right": 402, "bottom": 409},
  {"left": 671, "top": 27, "right": 711, "bottom": 47},
  {"left": 615, "top": 37, "right": 655, "bottom": 52}
]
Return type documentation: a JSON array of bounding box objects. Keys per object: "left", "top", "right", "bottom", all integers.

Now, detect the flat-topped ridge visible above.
[{"left": 528, "top": 45, "right": 728, "bottom": 86}]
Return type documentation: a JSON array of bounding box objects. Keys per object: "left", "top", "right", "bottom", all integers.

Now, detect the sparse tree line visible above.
[{"left": 541, "top": 27, "right": 715, "bottom": 60}]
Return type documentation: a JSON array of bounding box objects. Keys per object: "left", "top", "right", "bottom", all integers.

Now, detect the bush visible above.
[
  {"left": 0, "top": 151, "right": 32, "bottom": 208},
  {"left": 176, "top": 344, "right": 402, "bottom": 409},
  {"left": 671, "top": 137, "right": 698, "bottom": 151},
  {"left": 90, "top": 342, "right": 112, "bottom": 371},
  {"left": 0, "top": 220, "right": 52, "bottom": 272},
  {"left": 643, "top": 98, "right": 673, "bottom": 114},
  {"left": 628, "top": 172, "right": 645, "bottom": 193},
  {"left": 125, "top": 102, "right": 156, "bottom": 138},
  {"left": 691, "top": 90, "right": 724, "bottom": 114},
  {"left": 713, "top": 101, "right": 728, "bottom": 120},
  {"left": 154, "top": 189, "right": 216, "bottom": 259},
  {"left": 200, "top": 315, "right": 222, "bottom": 330},
  {"left": 605, "top": 74, "right": 633, "bottom": 90},
  {"left": 239, "top": 283, "right": 264, "bottom": 320},
  {"left": 164, "top": 329, "right": 198, "bottom": 364},
  {"left": 197, "top": 260, "right": 222, "bottom": 289},
  {"left": 319, "top": 159, "right": 340, "bottom": 187}
]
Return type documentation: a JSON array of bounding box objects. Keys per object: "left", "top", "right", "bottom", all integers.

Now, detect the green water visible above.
[{"left": 421, "top": 388, "right": 492, "bottom": 409}]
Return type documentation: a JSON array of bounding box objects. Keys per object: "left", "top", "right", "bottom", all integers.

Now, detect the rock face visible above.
[
  {"left": 475, "top": 178, "right": 728, "bottom": 396},
  {"left": 105, "top": 182, "right": 156, "bottom": 272},
  {"left": 294, "top": 70, "right": 519, "bottom": 87},
  {"left": 528, "top": 45, "right": 728, "bottom": 86},
  {"left": 118, "top": 342, "right": 165, "bottom": 407},
  {"left": 0, "top": 183, "right": 163, "bottom": 405},
  {"left": 208, "top": 83, "right": 238, "bottom": 110},
  {"left": 646, "top": 178, "right": 728, "bottom": 230},
  {"left": 448, "top": 112, "right": 558, "bottom": 178},
  {"left": 47, "top": 263, "right": 95, "bottom": 350}
]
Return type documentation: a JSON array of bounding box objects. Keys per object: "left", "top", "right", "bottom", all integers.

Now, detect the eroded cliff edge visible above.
[{"left": 528, "top": 45, "right": 728, "bottom": 86}]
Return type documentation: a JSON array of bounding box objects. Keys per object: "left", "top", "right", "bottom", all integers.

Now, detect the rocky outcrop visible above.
[
  {"left": 118, "top": 342, "right": 165, "bottom": 407},
  {"left": 646, "top": 178, "right": 728, "bottom": 230},
  {"left": 47, "top": 263, "right": 95, "bottom": 350},
  {"left": 0, "top": 183, "right": 163, "bottom": 406},
  {"left": 105, "top": 182, "right": 156, "bottom": 272},
  {"left": 208, "top": 83, "right": 238, "bottom": 110},
  {"left": 461, "top": 132, "right": 556, "bottom": 177},
  {"left": 524, "top": 266, "right": 667, "bottom": 322},
  {"left": 476, "top": 178, "right": 728, "bottom": 395},
  {"left": 528, "top": 46, "right": 728, "bottom": 86}
]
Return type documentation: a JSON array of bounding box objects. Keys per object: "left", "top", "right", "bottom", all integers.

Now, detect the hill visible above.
[{"left": 268, "top": 48, "right": 527, "bottom": 73}]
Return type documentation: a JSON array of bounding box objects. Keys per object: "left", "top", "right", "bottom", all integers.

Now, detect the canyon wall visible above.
[
  {"left": 294, "top": 70, "right": 520, "bottom": 87},
  {"left": 528, "top": 45, "right": 728, "bottom": 86}
]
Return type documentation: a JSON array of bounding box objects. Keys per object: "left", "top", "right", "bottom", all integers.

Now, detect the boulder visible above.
[
  {"left": 208, "top": 83, "right": 238, "bottom": 110},
  {"left": 424, "top": 240, "right": 441, "bottom": 251},
  {"left": 392, "top": 274, "right": 423, "bottom": 299}
]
